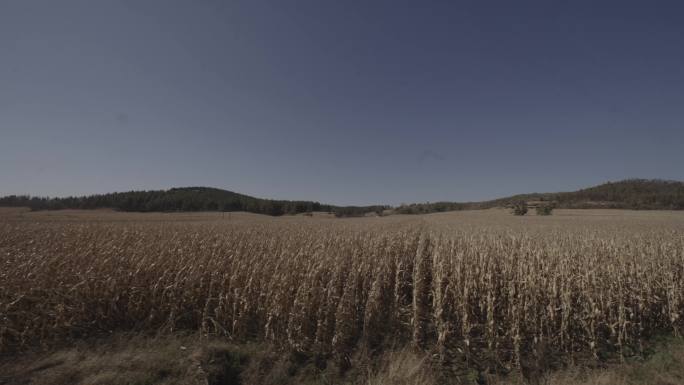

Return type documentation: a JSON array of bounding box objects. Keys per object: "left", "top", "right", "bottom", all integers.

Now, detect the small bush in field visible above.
[
  {"left": 536, "top": 204, "right": 554, "bottom": 216},
  {"left": 512, "top": 201, "right": 528, "bottom": 215}
]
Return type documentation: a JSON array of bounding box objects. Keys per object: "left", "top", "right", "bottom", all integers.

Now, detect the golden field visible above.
[{"left": 2, "top": 207, "right": 684, "bottom": 382}]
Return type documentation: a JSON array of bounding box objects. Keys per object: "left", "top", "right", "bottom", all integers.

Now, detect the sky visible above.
[{"left": 1, "top": 1, "right": 683, "bottom": 206}]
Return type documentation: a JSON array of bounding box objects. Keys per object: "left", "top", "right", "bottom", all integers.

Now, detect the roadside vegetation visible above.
[{"left": 3, "top": 332, "right": 684, "bottom": 385}]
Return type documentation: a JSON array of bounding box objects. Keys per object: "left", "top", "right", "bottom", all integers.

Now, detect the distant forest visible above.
[
  {"left": 395, "top": 179, "right": 684, "bottom": 214},
  {"left": 2, "top": 179, "right": 683, "bottom": 217},
  {"left": 0, "top": 187, "right": 387, "bottom": 217}
]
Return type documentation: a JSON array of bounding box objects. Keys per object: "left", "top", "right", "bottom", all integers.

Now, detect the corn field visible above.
[{"left": 2, "top": 208, "right": 684, "bottom": 372}]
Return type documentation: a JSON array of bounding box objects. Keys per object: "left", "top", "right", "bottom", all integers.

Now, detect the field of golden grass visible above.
[{"left": 2, "top": 207, "right": 684, "bottom": 384}]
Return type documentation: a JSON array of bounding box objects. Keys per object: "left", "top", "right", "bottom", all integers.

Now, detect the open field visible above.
[{"left": 2, "top": 208, "right": 684, "bottom": 384}]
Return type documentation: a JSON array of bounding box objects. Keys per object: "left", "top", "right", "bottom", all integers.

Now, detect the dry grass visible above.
[
  {"left": 524, "top": 337, "right": 684, "bottom": 385},
  {"left": 0, "top": 333, "right": 251, "bottom": 385},
  {"left": 2, "top": 208, "right": 684, "bottom": 383},
  {"left": 3, "top": 334, "right": 683, "bottom": 385}
]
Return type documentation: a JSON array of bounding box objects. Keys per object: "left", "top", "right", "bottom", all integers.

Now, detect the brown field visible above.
[{"left": 2, "top": 207, "right": 684, "bottom": 384}]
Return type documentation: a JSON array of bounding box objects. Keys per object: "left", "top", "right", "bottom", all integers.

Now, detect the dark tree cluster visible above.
[
  {"left": 0, "top": 187, "right": 383, "bottom": 217},
  {"left": 395, "top": 202, "right": 470, "bottom": 215},
  {"left": 333, "top": 205, "right": 388, "bottom": 218}
]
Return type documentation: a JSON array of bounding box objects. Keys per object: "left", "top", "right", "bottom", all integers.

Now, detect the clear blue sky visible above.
[{"left": 1, "top": 1, "right": 683, "bottom": 205}]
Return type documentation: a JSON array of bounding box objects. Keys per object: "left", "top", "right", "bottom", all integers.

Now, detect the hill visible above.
[
  {"left": 0, "top": 187, "right": 387, "bottom": 217},
  {"left": 395, "top": 179, "right": 684, "bottom": 214},
  {"left": 2, "top": 179, "right": 682, "bottom": 217}
]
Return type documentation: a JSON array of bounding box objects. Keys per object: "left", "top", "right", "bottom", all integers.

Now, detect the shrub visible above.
[
  {"left": 512, "top": 201, "right": 528, "bottom": 215},
  {"left": 536, "top": 204, "right": 554, "bottom": 216}
]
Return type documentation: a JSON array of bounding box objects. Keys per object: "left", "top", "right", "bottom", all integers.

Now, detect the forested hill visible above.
[
  {"left": 396, "top": 179, "right": 684, "bottom": 214},
  {"left": 0, "top": 187, "right": 387, "bottom": 217},
  {"left": 2, "top": 179, "right": 682, "bottom": 217}
]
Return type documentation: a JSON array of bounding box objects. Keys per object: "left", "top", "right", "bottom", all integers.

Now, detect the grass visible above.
[
  {"left": 539, "top": 336, "right": 684, "bottom": 385},
  {"left": 2, "top": 333, "right": 684, "bottom": 385},
  {"left": 0, "top": 334, "right": 216, "bottom": 385}
]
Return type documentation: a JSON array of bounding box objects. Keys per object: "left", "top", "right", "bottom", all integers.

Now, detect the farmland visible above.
[{"left": 2, "top": 207, "right": 684, "bottom": 384}]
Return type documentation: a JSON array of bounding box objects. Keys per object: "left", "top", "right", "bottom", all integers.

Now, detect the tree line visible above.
[
  {"left": 2, "top": 179, "right": 682, "bottom": 217},
  {"left": 0, "top": 187, "right": 387, "bottom": 217},
  {"left": 396, "top": 179, "right": 684, "bottom": 214}
]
